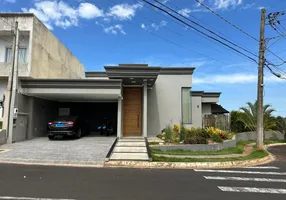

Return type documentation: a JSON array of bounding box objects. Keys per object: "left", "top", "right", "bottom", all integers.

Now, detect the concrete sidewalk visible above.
[{"left": 0, "top": 136, "right": 115, "bottom": 167}]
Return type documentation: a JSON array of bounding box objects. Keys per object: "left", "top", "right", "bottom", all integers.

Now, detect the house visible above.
[{"left": 0, "top": 13, "right": 227, "bottom": 145}]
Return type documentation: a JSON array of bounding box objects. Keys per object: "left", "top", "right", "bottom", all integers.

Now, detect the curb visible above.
[
  {"left": 0, "top": 160, "right": 104, "bottom": 168},
  {"left": 105, "top": 154, "right": 274, "bottom": 169}
]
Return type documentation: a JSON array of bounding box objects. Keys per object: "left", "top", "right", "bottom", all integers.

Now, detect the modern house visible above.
[{"left": 0, "top": 13, "right": 227, "bottom": 145}]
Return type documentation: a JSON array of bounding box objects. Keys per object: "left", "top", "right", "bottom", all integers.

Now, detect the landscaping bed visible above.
[
  {"left": 151, "top": 141, "right": 252, "bottom": 156},
  {"left": 152, "top": 149, "right": 268, "bottom": 162}
]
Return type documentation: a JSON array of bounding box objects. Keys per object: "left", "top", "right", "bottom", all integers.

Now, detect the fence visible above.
[{"left": 203, "top": 114, "right": 230, "bottom": 131}]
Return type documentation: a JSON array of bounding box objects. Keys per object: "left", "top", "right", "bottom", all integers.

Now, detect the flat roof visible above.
[
  {"left": 192, "top": 91, "right": 221, "bottom": 97},
  {"left": 0, "top": 13, "right": 34, "bottom": 17}
]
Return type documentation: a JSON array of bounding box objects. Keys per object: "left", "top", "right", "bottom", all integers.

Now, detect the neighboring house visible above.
[
  {"left": 0, "top": 13, "right": 84, "bottom": 118},
  {"left": 0, "top": 13, "right": 227, "bottom": 145}
]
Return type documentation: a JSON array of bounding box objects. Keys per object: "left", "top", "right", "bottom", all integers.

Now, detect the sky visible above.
[{"left": 1, "top": 0, "right": 286, "bottom": 116}]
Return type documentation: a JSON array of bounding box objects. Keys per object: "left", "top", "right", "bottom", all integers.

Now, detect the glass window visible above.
[
  {"left": 5, "top": 47, "right": 27, "bottom": 64},
  {"left": 182, "top": 87, "right": 192, "bottom": 124},
  {"left": 5, "top": 48, "right": 12, "bottom": 62}
]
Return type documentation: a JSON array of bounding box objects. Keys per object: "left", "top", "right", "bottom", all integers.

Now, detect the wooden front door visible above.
[{"left": 123, "top": 88, "right": 142, "bottom": 136}]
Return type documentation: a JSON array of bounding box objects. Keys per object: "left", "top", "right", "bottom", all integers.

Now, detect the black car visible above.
[{"left": 47, "top": 115, "right": 85, "bottom": 140}]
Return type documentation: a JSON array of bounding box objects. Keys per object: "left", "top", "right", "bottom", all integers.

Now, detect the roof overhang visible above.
[
  {"left": 21, "top": 79, "right": 122, "bottom": 102},
  {"left": 211, "top": 104, "right": 229, "bottom": 114},
  {"left": 104, "top": 65, "right": 160, "bottom": 87}
]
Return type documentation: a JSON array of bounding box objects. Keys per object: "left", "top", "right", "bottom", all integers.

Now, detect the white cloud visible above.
[
  {"left": 22, "top": 1, "right": 103, "bottom": 30},
  {"left": 213, "top": 0, "right": 243, "bottom": 10},
  {"left": 178, "top": 8, "right": 192, "bottom": 17},
  {"left": 106, "top": 3, "right": 142, "bottom": 20},
  {"left": 104, "top": 24, "right": 126, "bottom": 35},
  {"left": 241, "top": 3, "right": 255, "bottom": 10},
  {"left": 78, "top": 3, "right": 103, "bottom": 19},
  {"left": 4, "top": 0, "right": 16, "bottom": 3},
  {"left": 193, "top": 73, "right": 283, "bottom": 84},
  {"left": 141, "top": 20, "right": 167, "bottom": 31}
]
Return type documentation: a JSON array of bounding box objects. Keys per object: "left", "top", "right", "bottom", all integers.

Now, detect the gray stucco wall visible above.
[
  {"left": 202, "top": 103, "right": 212, "bottom": 116},
  {"left": 236, "top": 131, "right": 285, "bottom": 141},
  {"left": 14, "top": 93, "right": 58, "bottom": 141},
  {"left": 30, "top": 16, "right": 84, "bottom": 79},
  {"left": 0, "top": 130, "right": 6, "bottom": 145},
  {"left": 191, "top": 96, "right": 202, "bottom": 128},
  {"left": 147, "top": 74, "right": 192, "bottom": 136}
]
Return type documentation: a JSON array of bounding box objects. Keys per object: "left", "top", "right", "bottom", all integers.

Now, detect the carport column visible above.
[
  {"left": 143, "top": 81, "right": 147, "bottom": 137},
  {"left": 117, "top": 96, "right": 122, "bottom": 137}
]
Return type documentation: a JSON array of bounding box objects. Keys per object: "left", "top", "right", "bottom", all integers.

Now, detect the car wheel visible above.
[
  {"left": 48, "top": 135, "right": 54, "bottom": 140},
  {"left": 76, "top": 128, "right": 82, "bottom": 139}
]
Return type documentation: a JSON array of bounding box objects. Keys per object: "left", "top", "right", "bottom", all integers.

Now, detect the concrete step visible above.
[
  {"left": 116, "top": 141, "right": 146, "bottom": 147},
  {"left": 119, "top": 139, "right": 145, "bottom": 142},
  {"left": 110, "top": 153, "right": 149, "bottom": 161},
  {"left": 113, "top": 146, "right": 147, "bottom": 153}
]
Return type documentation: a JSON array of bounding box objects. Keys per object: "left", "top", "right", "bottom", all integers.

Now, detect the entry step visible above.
[
  {"left": 113, "top": 147, "right": 147, "bottom": 153},
  {"left": 108, "top": 138, "right": 151, "bottom": 161},
  {"left": 110, "top": 153, "right": 149, "bottom": 161}
]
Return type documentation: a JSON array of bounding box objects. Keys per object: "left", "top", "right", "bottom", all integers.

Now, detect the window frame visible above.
[{"left": 181, "top": 87, "right": 192, "bottom": 124}]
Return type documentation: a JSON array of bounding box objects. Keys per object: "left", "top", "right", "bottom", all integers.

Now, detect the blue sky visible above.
[{"left": 1, "top": 0, "right": 286, "bottom": 116}]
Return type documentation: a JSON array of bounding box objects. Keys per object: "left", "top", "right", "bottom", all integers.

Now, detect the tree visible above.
[
  {"left": 230, "top": 110, "right": 249, "bottom": 133},
  {"left": 239, "top": 100, "right": 276, "bottom": 131},
  {"left": 276, "top": 117, "right": 286, "bottom": 139}
]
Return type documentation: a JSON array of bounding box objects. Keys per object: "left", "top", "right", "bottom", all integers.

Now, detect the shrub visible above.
[
  {"left": 165, "top": 124, "right": 173, "bottom": 142},
  {"left": 184, "top": 136, "right": 208, "bottom": 144},
  {"left": 173, "top": 124, "right": 180, "bottom": 133},
  {"left": 212, "top": 134, "right": 223, "bottom": 143},
  {"left": 0, "top": 121, "right": 2, "bottom": 129},
  {"left": 179, "top": 121, "right": 185, "bottom": 141}
]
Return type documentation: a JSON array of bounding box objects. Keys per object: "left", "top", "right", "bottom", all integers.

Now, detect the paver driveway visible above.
[{"left": 0, "top": 136, "right": 115, "bottom": 167}]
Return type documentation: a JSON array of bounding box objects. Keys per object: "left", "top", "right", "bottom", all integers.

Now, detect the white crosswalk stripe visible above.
[
  {"left": 195, "top": 166, "right": 286, "bottom": 195},
  {"left": 243, "top": 166, "right": 279, "bottom": 169},
  {"left": 218, "top": 187, "right": 286, "bottom": 194},
  {"left": 204, "top": 176, "right": 286, "bottom": 182},
  {"left": 194, "top": 169, "right": 286, "bottom": 175}
]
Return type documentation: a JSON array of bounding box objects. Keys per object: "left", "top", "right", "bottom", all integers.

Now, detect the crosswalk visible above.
[{"left": 194, "top": 166, "right": 286, "bottom": 195}]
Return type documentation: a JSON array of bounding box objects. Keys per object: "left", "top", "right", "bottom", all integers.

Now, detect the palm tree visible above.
[
  {"left": 276, "top": 117, "right": 286, "bottom": 139},
  {"left": 239, "top": 100, "right": 276, "bottom": 131}
]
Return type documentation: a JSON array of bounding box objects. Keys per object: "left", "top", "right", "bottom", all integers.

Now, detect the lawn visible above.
[
  {"left": 152, "top": 149, "right": 268, "bottom": 162},
  {"left": 151, "top": 141, "right": 253, "bottom": 156}
]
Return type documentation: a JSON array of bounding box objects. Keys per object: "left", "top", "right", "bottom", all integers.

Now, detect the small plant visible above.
[
  {"left": 212, "top": 134, "right": 223, "bottom": 143},
  {"left": 165, "top": 124, "right": 173, "bottom": 142},
  {"left": 173, "top": 124, "right": 180, "bottom": 133},
  {"left": 179, "top": 121, "right": 185, "bottom": 141}
]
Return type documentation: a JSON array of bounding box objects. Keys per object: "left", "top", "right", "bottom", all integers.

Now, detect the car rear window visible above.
[{"left": 54, "top": 116, "right": 76, "bottom": 121}]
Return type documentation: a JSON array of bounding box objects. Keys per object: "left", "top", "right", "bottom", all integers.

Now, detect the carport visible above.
[{"left": 15, "top": 79, "right": 123, "bottom": 142}]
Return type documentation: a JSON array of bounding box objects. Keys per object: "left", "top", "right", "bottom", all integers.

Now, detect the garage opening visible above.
[{"left": 55, "top": 102, "right": 118, "bottom": 136}]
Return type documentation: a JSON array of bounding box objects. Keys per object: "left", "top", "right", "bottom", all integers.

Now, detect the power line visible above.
[
  {"left": 104, "top": 0, "right": 229, "bottom": 65},
  {"left": 195, "top": 0, "right": 258, "bottom": 41},
  {"left": 195, "top": 0, "right": 286, "bottom": 63},
  {"left": 154, "top": 0, "right": 259, "bottom": 59},
  {"left": 142, "top": 0, "right": 258, "bottom": 63}
]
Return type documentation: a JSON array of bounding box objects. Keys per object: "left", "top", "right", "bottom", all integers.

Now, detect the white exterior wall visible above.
[
  {"left": 191, "top": 96, "right": 202, "bottom": 128},
  {"left": 147, "top": 74, "right": 192, "bottom": 136}
]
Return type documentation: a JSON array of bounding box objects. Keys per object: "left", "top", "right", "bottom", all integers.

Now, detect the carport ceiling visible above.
[{"left": 21, "top": 79, "right": 122, "bottom": 102}]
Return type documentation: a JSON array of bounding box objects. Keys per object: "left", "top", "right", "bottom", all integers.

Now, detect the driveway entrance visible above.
[{"left": 0, "top": 136, "right": 115, "bottom": 167}]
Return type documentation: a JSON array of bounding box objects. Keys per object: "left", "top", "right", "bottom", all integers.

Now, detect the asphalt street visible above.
[{"left": 0, "top": 145, "right": 285, "bottom": 200}]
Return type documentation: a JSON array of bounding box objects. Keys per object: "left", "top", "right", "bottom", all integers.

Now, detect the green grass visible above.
[
  {"left": 151, "top": 141, "right": 253, "bottom": 156},
  {"left": 152, "top": 149, "right": 268, "bottom": 162},
  {"left": 149, "top": 142, "right": 160, "bottom": 145},
  {"left": 264, "top": 139, "right": 286, "bottom": 145}
]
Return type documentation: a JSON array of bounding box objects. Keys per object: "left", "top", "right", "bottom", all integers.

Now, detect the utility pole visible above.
[
  {"left": 257, "top": 9, "right": 266, "bottom": 150},
  {"left": 5, "top": 21, "right": 19, "bottom": 144}
]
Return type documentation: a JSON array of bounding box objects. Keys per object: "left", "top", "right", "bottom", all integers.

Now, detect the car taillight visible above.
[
  {"left": 67, "top": 121, "right": 74, "bottom": 125},
  {"left": 48, "top": 122, "right": 53, "bottom": 125}
]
